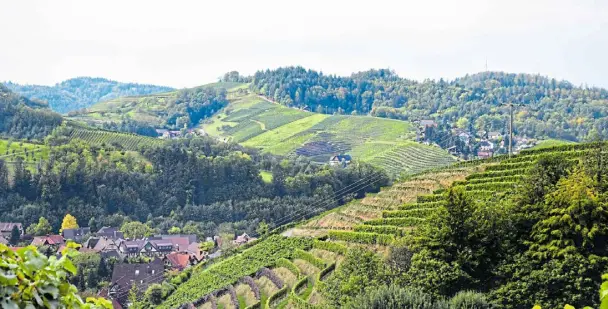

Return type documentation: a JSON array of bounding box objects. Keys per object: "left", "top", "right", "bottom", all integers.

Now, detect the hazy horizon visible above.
[{"left": 2, "top": 0, "right": 606, "bottom": 88}]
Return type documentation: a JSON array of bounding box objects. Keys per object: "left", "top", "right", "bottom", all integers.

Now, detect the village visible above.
[
  {"left": 415, "top": 119, "right": 538, "bottom": 160},
  {"left": 0, "top": 221, "right": 257, "bottom": 308}
]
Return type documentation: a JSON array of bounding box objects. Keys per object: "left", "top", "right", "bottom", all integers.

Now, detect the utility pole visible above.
[{"left": 501, "top": 102, "right": 523, "bottom": 158}]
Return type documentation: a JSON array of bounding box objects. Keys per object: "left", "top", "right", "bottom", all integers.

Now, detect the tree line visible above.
[
  {"left": 251, "top": 67, "right": 608, "bottom": 141},
  {"left": 0, "top": 137, "right": 388, "bottom": 239}
]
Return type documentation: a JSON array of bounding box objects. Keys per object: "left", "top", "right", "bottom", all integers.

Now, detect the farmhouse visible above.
[
  {"left": 479, "top": 140, "right": 495, "bottom": 152},
  {"left": 62, "top": 227, "right": 91, "bottom": 242},
  {"left": 329, "top": 154, "right": 352, "bottom": 167},
  {"left": 488, "top": 131, "right": 502, "bottom": 140},
  {"left": 31, "top": 235, "right": 65, "bottom": 246},
  {"left": 109, "top": 259, "right": 164, "bottom": 307},
  {"left": 96, "top": 227, "right": 124, "bottom": 240},
  {"left": 0, "top": 222, "right": 23, "bottom": 238},
  {"left": 233, "top": 233, "right": 257, "bottom": 245}
]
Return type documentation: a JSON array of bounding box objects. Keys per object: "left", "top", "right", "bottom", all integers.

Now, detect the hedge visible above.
[
  {"left": 294, "top": 249, "right": 327, "bottom": 269},
  {"left": 317, "top": 262, "right": 336, "bottom": 282},
  {"left": 289, "top": 293, "right": 323, "bottom": 309},
  {"left": 274, "top": 258, "right": 301, "bottom": 278},
  {"left": 465, "top": 168, "right": 530, "bottom": 180},
  {"left": 245, "top": 301, "right": 261, "bottom": 309},
  {"left": 266, "top": 286, "right": 289, "bottom": 308},
  {"left": 399, "top": 201, "right": 445, "bottom": 210},
  {"left": 292, "top": 276, "right": 310, "bottom": 295},
  {"left": 416, "top": 194, "right": 444, "bottom": 203},
  {"left": 365, "top": 217, "right": 425, "bottom": 227},
  {"left": 328, "top": 230, "right": 395, "bottom": 245},
  {"left": 465, "top": 181, "right": 517, "bottom": 191},
  {"left": 382, "top": 208, "right": 436, "bottom": 219},
  {"left": 466, "top": 175, "right": 523, "bottom": 184},
  {"left": 312, "top": 240, "right": 347, "bottom": 255},
  {"left": 353, "top": 224, "right": 408, "bottom": 237}
]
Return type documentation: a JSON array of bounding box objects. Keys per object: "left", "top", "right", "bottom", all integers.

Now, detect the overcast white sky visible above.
[{"left": 1, "top": 0, "right": 607, "bottom": 88}]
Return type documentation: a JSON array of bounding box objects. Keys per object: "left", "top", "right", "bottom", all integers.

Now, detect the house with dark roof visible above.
[
  {"left": 96, "top": 227, "right": 124, "bottom": 240},
  {"left": 488, "top": 131, "right": 502, "bottom": 140},
  {"left": 31, "top": 235, "right": 65, "bottom": 247},
  {"left": 0, "top": 222, "right": 23, "bottom": 238},
  {"left": 109, "top": 259, "right": 164, "bottom": 307},
  {"left": 329, "top": 154, "right": 352, "bottom": 167},
  {"left": 150, "top": 234, "right": 198, "bottom": 244},
  {"left": 119, "top": 238, "right": 186, "bottom": 257},
  {"left": 62, "top": 227, "right": 91, "bottom": 242},
  {"left": 84, "top": 236, "right": 123, "bottom": 259},
  {"left": 419, "top": 119, "right": 437, "bottom": 128}
]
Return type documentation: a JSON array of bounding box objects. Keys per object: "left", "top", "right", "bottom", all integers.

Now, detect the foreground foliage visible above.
[{"left": 0, "top": 243, "right": 111, "bottom": 309}]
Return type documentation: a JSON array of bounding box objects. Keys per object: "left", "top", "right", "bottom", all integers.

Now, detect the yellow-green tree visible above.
[{"left": 60, "top": 214, "right": 79, "bottom": 233}]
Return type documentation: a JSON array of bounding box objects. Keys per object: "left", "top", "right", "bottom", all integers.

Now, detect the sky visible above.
[{"left": 1, "top": 0, "right": 607, "bottom": 88}]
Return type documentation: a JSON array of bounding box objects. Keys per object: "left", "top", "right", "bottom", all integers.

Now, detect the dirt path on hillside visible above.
[{"left": 251, "top": 119, "right": 266, "bottom": 131}]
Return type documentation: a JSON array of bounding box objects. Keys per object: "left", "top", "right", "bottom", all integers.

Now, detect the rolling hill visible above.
[
  {"left": 159, "top": 142, "right": 603, "bottom": 309},
  {"left": 203, "top": 91, "right": 455, "bottom": 177},
  {"left": 70, "top": 83, "right": 456, "bottom": 178},
  {"left": 68, "top": 82, "right": 246, "bottom": 127},
  {"left": 4, "top": 77, "right": 174, "bottom": 114}
]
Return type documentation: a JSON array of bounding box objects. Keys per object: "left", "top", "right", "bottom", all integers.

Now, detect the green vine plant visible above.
[{"left": 0, "top": 242, "right": 112, "bottom": 309}]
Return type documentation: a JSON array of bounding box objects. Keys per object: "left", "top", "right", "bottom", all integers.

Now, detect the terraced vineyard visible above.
[
  {"left": 204, "top": 91, "right": 455, "bottom": 177},
  {"left": 318, "top": 143, "right": 603, "bottom": 247},
  {"left": 159, "top": 236, "right": 344, "bottom": 309},
  {"left": 53, "top": 125, "right": 165, "bottom": 150},
  {"left": 160, "top": 143, "right": 605, "bottom": 309}
]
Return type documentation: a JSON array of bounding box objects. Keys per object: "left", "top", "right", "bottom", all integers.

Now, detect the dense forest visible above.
[
  {"left": 0, "top": 137, "right": 388, "bottom": 239},
  {"left": 0, "top": 84, "right": 63, "bottom": 140},
  {"left": 252, "top": 67, "right": 608, "bottom": 141},
  {"left": 5, "top": 77, "right": 174, "bottom": 113},
  {"left": 166, "top": 87, "right": 229, "bottom": 128}
]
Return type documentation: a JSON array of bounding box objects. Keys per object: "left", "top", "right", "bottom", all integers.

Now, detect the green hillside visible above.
[
  {"left": 160, "top": 142, "right": 608, "bottom": 309},
  {"left": 68, "top": 82, "right": 246, "bottom": 127},
  {"left": 70, "top": 82, "right": 455, "bottom": 178},
  {"left": 5, "top": 77, "right": 174, "bottom": 114},
  {"left": 204, "top": 91, "right": 455, "bottom": 177}
]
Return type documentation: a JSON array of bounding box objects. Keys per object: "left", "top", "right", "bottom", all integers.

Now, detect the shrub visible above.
[{"left": 449, "top": 291, "right": 492, "bottom": 309}]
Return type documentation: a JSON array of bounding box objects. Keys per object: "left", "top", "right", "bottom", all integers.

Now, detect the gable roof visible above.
[
  {"left": 165, "top": 252, "right": 190, "bottom": 270},
  {"left": 330, "top": 154, "right": 352, "bottom": 162},
  {"left": 150, "top": 234, "right": 198, "bottom": 244},
  {"left": 31, "top": 235, "right": 64, "bottom": 246},
  {"left": 110, "top": 259, "right": 164, "bottom": 305},
  {"left": 0, "top": 222, "right": 22, "bottom": 232},
  {"left": 96, "top": 227, "right": 124, "bottom": 239},
  {"left": 62, "top": 227, "right": 91, "bottom": 239}
]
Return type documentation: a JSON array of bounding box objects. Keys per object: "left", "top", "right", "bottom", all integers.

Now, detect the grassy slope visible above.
[
  {"left": 68, "top": 81, "right": 454, "bottom": 177},
  {"left": 68, "top": 82, "right": 247, "bottom": 126},
  {"left": 204, "top": 90, "right": 455, "bottom": 177}
]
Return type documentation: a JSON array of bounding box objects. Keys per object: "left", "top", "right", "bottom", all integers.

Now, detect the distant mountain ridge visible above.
[{"left": 4, "top": 77, "right": 174, "bottom": 113}]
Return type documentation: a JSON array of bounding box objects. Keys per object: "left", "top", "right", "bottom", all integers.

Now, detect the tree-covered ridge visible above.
[
  {"left": 68, "top": 82, "right": 238, "bottom": 129},
  {"left": 4, "top": 77, "right": 174, "bottom": 113},
  {"left": 252, "top": 67, "right": 608, "bottom": 141},
  {"left": 0, "top": 136, "right": 388, "bottom": 240},
  {"left": 0, "top": 84, "right": 63, "bottom": 140}
]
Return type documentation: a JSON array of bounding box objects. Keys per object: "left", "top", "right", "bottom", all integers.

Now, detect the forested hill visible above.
[
  {"left": 252, "top": 67, "right": 608, "bottom": 141},
  {"left": 4, "top": 77, "right": 174, "bottom": 113},
  {"left": 0, "top": 84, "right": 62, "bottom": 139}
]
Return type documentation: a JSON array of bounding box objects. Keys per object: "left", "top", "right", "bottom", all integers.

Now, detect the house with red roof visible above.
[
  {"left": 31, "top": 235, "right": 65, "bottom": 247},
  {"left": 164, "top": 252, "right": 191, "bottom": 271}
]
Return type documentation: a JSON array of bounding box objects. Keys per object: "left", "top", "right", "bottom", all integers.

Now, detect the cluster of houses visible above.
[
  {"left": 449, "top": 128, "right": 537, "bottom": 159},
  {"left": 415, "top": 119, "right": 537, "bottom": 159},
  {"left": 0, "top": 221, "right": 257, "bottom": 308},
  {"left": 154, "top": 128, "right": 205, "bottom": 139}
]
